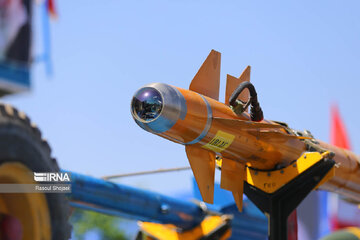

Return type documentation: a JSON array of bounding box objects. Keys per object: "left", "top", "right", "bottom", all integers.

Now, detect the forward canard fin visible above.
[
  {"left": 185, "top": 145, "right": 215, "bottom": 204},
  {"left": 189, "top": 50, "right": 221, "bottom": 100}
]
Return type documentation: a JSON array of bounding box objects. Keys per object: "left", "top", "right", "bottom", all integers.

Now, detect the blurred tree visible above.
[{"left": 71, "top": 209, "right": 127, "bottom": 240}]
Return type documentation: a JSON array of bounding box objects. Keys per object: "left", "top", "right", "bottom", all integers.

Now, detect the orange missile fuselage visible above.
[
  {"left": 319, "top": 141, "right": 360, "bottom": 201},
  {"left": 131, "top": 50, "right": 360, "bottom": 208},
  {"left": 158, "top": 86, "right": 306, "bottom": 170}
]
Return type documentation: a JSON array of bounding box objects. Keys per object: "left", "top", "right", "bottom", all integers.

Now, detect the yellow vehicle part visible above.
[
  {"left": 245, "top": 151, "right": 335, "bottom": 194},
  {"left": 321, "top": 227, "right": 360, "bottom": 240},
  {"left": 215, "top": 151, "right": 335, "bottom": 211},
  {"left": 139, "top": 215, "right": 231, "bottom": 240},
  {"left": 348, "top": 228, "right": 360, "bottom": 239},
  {"left": 0, "top": 162, "right": 51, "bottom": 240}
]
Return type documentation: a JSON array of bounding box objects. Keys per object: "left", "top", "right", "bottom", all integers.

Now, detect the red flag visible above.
[
  {"left": 47, "top": 0, "right": 57, "bottom": 19},
  {"left": 288, "top": 210, "right": 298, "bottom": 240},
  {"left": 330, "top": 104, "right": 351, "bottom": 230},
  {"left": 330, "top": 104, "right": 351, "bottom": 150}
]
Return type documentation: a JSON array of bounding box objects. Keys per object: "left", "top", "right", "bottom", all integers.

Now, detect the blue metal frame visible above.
[
  {"left": 66, "top": 170, "right": 268, "bottom": 239},
  {"left": 66, "top": 170, "right": 207, "bottom": 230},
  {"left": 0, "top": 62, "right": 30, "bottom": 94}
]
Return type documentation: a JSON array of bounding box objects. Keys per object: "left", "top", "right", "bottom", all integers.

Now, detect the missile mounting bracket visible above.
[{"left": 243, "top": 151, "right": 335, "bottom": 240}]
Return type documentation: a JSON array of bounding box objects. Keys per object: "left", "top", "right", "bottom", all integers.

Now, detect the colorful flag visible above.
[{"left": 330, "top": 104, "right": 351, "bottom": 150}]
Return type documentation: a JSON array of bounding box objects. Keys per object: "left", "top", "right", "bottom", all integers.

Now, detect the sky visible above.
[{"left": 4, "top": 0, "right": 360, "bottom": 196}]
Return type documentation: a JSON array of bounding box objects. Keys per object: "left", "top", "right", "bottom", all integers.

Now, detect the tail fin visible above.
[
  {"left": 225, "top": 66, "right": 251, "bottom": 106},
  {"left": 189, "top": 50, "right": 221, "bottom": 100},
  {"left": 220, "top": 158, "right": 246, "bottom": 211}
]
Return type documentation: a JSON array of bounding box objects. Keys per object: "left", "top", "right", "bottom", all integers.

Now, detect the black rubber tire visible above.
[{"left": 0, "top": 104, "right": 71, "bottom": 240}]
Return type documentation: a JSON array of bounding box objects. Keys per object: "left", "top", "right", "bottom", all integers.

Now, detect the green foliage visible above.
[{"left": 71, "top": 209, "right": 127, "bottom": 240}]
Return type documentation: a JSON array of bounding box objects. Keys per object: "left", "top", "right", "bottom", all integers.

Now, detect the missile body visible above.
[
  {"left": 131, "top": 50, "right": 360, "bottom": 208},
  {"left": 317, "top": 140, "right": 360, "bottom": 201},
  {"left": 132, "top": 83, "right": 305, "bottom": 170}
]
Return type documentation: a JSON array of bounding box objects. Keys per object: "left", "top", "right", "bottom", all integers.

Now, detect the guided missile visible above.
[{"left": 131, "top": 50, "right": 360, "bottom": 210}]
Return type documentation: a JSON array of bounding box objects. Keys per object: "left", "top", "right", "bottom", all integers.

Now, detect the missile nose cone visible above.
[
  {"left": 131, "top": 87, "right": 163, "bottom": 122},
  {"left": 131, "top": 83, "right": 187, "bottom": 134}
]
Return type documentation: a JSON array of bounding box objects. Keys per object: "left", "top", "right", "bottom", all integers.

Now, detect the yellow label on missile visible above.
[{"left": 202, "top": 130, "right": 235, "bottom": 153}]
